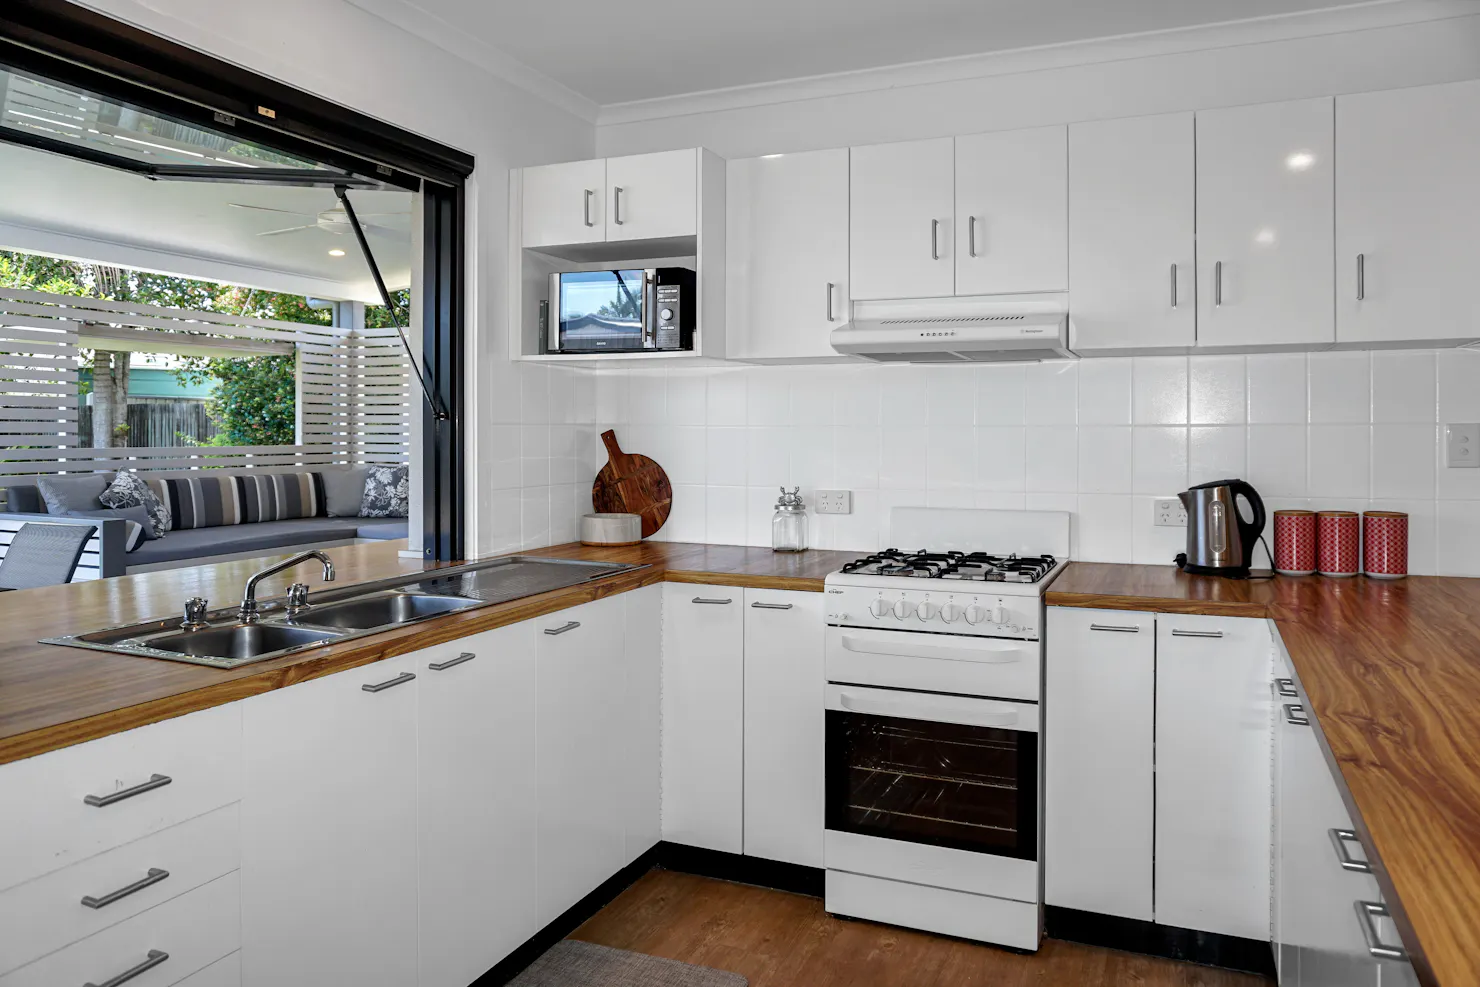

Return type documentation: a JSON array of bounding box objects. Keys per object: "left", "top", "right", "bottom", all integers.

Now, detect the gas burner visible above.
[{"left": 839, "top": 549, "right": 1058, "bottom": 583}]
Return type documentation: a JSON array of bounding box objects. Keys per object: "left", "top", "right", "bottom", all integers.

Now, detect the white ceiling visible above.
[
  {"left": 398, "top": 0, "right": 1382, "bottom": 105},
  {"left": 0, "top": 141, "right": 413, "bottom": 303}
]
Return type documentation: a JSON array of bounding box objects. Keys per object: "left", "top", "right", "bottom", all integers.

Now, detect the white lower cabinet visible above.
[
  {"left": 417, "top": 621, "right": 539, "bottom": 987},
  {"left": 621, "top": 586, "right": 663, "bottom": 864},
  {"left": 240, "top": 653, "right": 420, "bottom": 987},
  {"left": 743, "top": 588, "right": 825, "bottom": 867}
]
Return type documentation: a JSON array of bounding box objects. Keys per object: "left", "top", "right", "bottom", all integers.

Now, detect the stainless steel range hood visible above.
[{"left": 830, "top": 292, "right": 1072, "bottom": 363}]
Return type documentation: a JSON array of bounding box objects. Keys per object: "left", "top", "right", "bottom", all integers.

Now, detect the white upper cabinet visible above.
[
  {"left": 1336, "top": 80, "right": 1480, "bottom": 346},
  {"left": 1069, "top": 112, "right": 1196, "bottom": 353},
  {"left": 955, "top": 126, "right": 1067, "bottom": 296},
  {"left": 850, "top": 137, "right": 956, "bottom": 300},
  {"left": 727, "top": 149, "right": 850, "bottom": 360},
  {"left": 1196, "top": 97, "right": 1335, "bottom": 349},
  {"left": 522, "top": 158, "right": 607, "bottom": 249},
  {"left": 606, "top": 149, "right": 699, "bottom": 242}
]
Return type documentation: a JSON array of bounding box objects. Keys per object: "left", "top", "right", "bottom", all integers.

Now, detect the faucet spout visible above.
[{"left": 239, "top": 550, "right": 336, "bottom": 622}]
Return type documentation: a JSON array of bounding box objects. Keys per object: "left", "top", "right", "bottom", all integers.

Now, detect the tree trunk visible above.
[{"left": 90, "top": 350, "right": 131, "bottom": 448}]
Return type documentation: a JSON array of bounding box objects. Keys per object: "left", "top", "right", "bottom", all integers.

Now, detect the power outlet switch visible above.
[
  {"left": 1446, "top": 424, "right": 1480, "bottom": 468},
  {"left": 1154, "top": 497, "right": 1187, "bottom": 527},
  {"left": 816, "top": 490, "right": 852, "bottom": 515}
]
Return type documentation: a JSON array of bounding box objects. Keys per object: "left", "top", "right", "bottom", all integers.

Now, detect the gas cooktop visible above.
[{"left": 838, "top": 549, "right": 1060, "bottom": 583}]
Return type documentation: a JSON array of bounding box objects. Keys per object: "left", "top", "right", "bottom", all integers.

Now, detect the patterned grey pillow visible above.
[
  {"left": 99, "top": 471, "right": 171, "bottom": 538},
  {"left": 359, "top": 465, "right": 409, "bottom": 518}
]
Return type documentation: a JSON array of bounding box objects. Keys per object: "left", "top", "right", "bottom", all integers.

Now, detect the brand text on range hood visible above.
[{"left": 830, "top": 293, "right": 1072, "bottom": 363}]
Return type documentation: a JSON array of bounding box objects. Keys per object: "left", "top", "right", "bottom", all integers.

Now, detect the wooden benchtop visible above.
[
  {"left": 1049, "top": 562, "right": 1480, "bottom": 987},
  {"left": 0, "top": 541, "right": 854, "bottom": 767}
]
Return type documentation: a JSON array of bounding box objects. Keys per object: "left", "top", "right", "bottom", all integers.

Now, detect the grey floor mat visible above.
[{"left": 508, "top": 940, "right": 749, "bottom": 987}]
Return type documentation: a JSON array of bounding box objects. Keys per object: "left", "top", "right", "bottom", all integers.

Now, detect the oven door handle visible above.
[
  {"left": 837, "top": 692, "right": 1020, "bottom": 728},
  {"left": 839, "top": 633, "right": 1027, "bottom": 663}
]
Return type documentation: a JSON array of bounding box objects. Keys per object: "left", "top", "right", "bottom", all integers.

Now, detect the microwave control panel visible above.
[{"left": 653, "top": 283, "right": 682, "bottom": 349}]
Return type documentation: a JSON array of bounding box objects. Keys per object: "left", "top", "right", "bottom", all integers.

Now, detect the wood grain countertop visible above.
[
  {"left": 1048, "top": 562, "right": 1480, "bottom": 987},
  {"left": 0, "top": 541, "right": 855, "bottom": 768}
]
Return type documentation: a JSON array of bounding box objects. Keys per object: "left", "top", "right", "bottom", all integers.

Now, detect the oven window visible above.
[{"left": 825, "top": 709, "right": 1038, "bottom": 860}]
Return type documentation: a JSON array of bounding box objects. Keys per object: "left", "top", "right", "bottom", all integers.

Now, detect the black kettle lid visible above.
[{"left": 1188, "top": 477, "right": 1245, "bottom": 491}]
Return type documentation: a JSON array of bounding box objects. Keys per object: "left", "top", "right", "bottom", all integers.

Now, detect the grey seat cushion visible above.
[
  {"left": 126, "top": 516, "right": 368, "bottom": 566},
  {"left": 356, "top": 519, "right": 408, "bottom": 541}
]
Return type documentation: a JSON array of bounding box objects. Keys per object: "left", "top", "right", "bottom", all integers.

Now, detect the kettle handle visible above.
[{"left": 1229, "top": 479, "right": 1266, "bottom": 562}]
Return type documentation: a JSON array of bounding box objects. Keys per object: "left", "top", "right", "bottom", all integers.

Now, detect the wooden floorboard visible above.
[{"left": 572, "top": 870, "right": 1274, "bottom": 987}]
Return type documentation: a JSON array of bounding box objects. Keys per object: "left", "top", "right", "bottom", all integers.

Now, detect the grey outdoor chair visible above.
[{"left": 0, "top": 521, "right": 97, "bottom": 591}]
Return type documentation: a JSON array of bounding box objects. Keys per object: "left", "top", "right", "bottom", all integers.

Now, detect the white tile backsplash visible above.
[
  {"left": 1189, "top": 356, "right": 1246, "bottom": 425},
  {"left": 1307, "top": 352, "right": 1371, "bottom": 424},
  {"left": 1246, "top": 353, "right": 1307, "bottom": 424},
  {"left": 1133, "top": 356, "right": 1188, "bottom": 425},
  {"left": 1077, "top": 359, "right": 1133, "bottom": 426}
]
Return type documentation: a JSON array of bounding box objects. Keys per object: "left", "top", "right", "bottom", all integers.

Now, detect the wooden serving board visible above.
[{"left": 592, "top": 430, "right": 672, "bottom": 538}]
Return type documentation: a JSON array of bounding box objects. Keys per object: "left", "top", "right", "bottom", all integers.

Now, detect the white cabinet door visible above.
[
  {"left": 417, "top": 622, "right": 539, "bottom": 987},
  {"left": 661, "top": 583, "right": 744, "bottom": 853},
  {"left": 850, "top": 137, "right": 955, "bottom": 300},
  {"left": 241, "top": 655, "right": 419, "bottom": 987},
  {"left": 621, "top": 585, "right": 663, "bottom": 864},
  {"left": 1155, "top": 615, "right": 1272, "bottom": 939},
  {"left": 1069, "top": 112, "right": 1196, "bottom": 352},
  {"left": 727, "top": 149, "right": 850, "bottom": 359},
  {"left": 536, "top": 596, "right": 627, "bottom": 925},
  {"left": 1336, "top": 80, "right": 1480, "bottom": 345},
  {"left": 1197, "top": 98, "right": 1334, "bottom": 349},
  {"left": 1044, "top": 607, "right": 1155, "bottom": 921},
  {"left": 955, "top": 126, "right": 1067, "bottom": 295},
  {"left": 743, "top": 588, "right": 824, "bottom": 867},
  {"left": 606, "top": 149, "right": 698, "bottom": 242},
  {"left": 522, "top": 158, "right": 606, "bottom": 249}
]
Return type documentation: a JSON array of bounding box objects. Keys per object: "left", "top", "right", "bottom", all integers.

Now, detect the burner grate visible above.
[{"left": 839, "top": 549, "right": 1058, "bottom": 583}]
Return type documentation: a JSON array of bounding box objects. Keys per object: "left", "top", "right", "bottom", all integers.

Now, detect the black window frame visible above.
[{"left": 0, "top": 0, "right": 471, "bottom": 560}]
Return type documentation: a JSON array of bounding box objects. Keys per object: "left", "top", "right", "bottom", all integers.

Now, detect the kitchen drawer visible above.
[
  {"left": 0, "top": 870, "right": 239, "bottom": 987},
  {"left": 0, "top": 703, "right": 242, "bottom": 892},
  {"left": 0, "top": 804, "right": 239, "bottom": 975},
  {"left": 826, "top": 625, "right": 1040, "bottom": 700},
  {"left": 175, "top": 952, "right": 239, "bottom": 987}
]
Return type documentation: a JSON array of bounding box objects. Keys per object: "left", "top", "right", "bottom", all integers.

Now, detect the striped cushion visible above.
[
  {"left": 235, "top": 473, "right": 327, "bottom": 523},
  {"left": 146, "top": 476, "right": 245, "bottom": 530}
]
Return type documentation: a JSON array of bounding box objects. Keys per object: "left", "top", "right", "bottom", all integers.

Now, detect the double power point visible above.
[
  {"left": 815, "top": 490, "right": 852, "bottom": 515},
  {"left": 1154, "top": 498, "right": 1188, "bottom": 527}
]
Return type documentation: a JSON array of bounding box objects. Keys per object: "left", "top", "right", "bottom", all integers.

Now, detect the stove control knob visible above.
[
  {"left": 869, "top": 597, "right": 890, "bottom": 618},
  {"left": 992, "top": 605, "right": 1009, "bottom": 625},
  {"left": 963, "top": 605, "right": 986, "bottom": 625},
  {"left": 893, "top": 598, "right": 915, "bottom": 620},
  {"left": 916, "top": 601, "right": 939, "bottom": 621},
  {"left": 940, "top": 603, "right": 963, "bottom": 623}
]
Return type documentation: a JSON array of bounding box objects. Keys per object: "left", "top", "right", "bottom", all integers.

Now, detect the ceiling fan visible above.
[{"left": 227, "top": 201, "right": 407, "bottom": 239}]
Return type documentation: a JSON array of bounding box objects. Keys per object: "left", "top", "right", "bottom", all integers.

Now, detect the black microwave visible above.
[{"left": 546, "top": 267, "right": 695, "bottom": 354}]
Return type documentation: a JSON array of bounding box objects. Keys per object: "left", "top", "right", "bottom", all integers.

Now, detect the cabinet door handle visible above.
[
  {"left": 1356, "top": 253, "right": 1365, "bottom": 301},
  {"left": 429, "top": 652, "right": 477, "bottom": 671},
  {"left": 1171, "top": 628, "right": 1223, "bottom": 638},
  {"left": 84, "top": 949, "right": 168, "bottom": 987},
  {"left": 1275, "top": 677, "right": 1298, "bottom": 697},
  {"left": 362, "top": 671, "right": 415, "bottom": 693},
  {"left": 1215, "top": 260, "right": 1224, "bottom": 307},
  {"left": 1089, "top": 623, "right": 1140, "bottom": 633},
  {"left": 1330, "top": 829, "right": 1373, "bottom": 873},
  {"left": 1283, "top": 703, "right": 1310, "bottom": 726},
  {"left": 82, "top": 868, "right": 169, "bottom": 909},
  {"left": 1355, "top": 901, "right": 1408, "bottom": 961},
  {"left": 583, "top": 188, "right": 594, "bottom": 227},
  {"left": 84, "top": 773, "right": 171, "bottom": 807},
  {"left": 544, "top": 620, "right": 581, "bottom": 635},
  {"left": 692, "top": 597, "right": 733, "bottom": 605},
  {"left": 931, "top": 219, "right": 940, "bottom": 260},
  {"left": 613, "top": 186, "right": 624, "bottom": 225},
  {"left": 968, "top": 215, "right": 978, "bottom": 258},
  {"left": 826, "top": 282, "right": 835, "bottom": 322},
  {"left": 1170, "top": 263, "right": 1178, "bottom": 308},
  {"left": 751, "top": 601, "right": 794, "bottom": 610}
]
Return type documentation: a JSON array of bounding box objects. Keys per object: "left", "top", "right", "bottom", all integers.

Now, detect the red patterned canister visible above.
[
  {"left": 1317, "top": 511, "right": 1361, "bottom": 577},
  {"left": 1363, "top": 511, "right": 1408, "bottom": 580},
  {"left": 1273, "top": 510, "right": 1317, "bottom": 576}
]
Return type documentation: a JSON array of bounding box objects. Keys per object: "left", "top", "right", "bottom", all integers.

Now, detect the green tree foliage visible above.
[{"left": 198, "top": 354, "right": 298, "bottom": 446}]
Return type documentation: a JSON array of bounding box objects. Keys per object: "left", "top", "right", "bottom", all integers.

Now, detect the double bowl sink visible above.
[{"left": 43, "top": 556, "right": 645, "bottom": 669}]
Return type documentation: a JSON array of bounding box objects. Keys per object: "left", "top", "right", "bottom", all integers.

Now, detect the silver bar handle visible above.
[
  {"left": 85, "top": 949, "right": 169, "bottom": 987},
  {"left": 1170, "top": 263, "right": 1178, "bottom": 308},
  {"left": 1357, "top": 253, "right": 1365, "bottom": 301},
  {"left": 1276, "top": 677, "right": 1298, "bottom": 697},
  {"left": 429, "top": 652, "right": 477, "bottom": 671},
  {"left": 692, "top": 597, "right": 733, "bottom": 605},
  {"left": 84, "top": 773, "right": 171, "bottom": 808},
  {"left": 1330, "top": 829, "right": 1373, "bottom": 873},
  {"left": 613, "top": 186, "right": 624, "bottom": 225},
  {"left": 82, "top": 868, "right": 169, "bottom": 909},
  {"left": 1089, "top": 623, "right": 1140, "bottom": 633},
  {"left": 1284, "top": 703, "right": 1310, "bottom": 726},
  {"left": 1215, "top": 260, "right": 1223, "bottom": 307},
  {"left": 930, "top": 219, "right": 940, "bottom": 260},
  {"left": 751, "top": 602, "right": 794, "bottom": 610},
  {"left": 1355, "top": 901, "right": 1408, "bottom": 961},
  {"left": 362, "top": 671, "right": 415, "bottom": 693},
  {"left": 1171, "top": 628, "right": 1223, "bottom": 638},
  {"left": 968, "top": 215, "right": 977, "bottom": 258},
  {"left": 544, "top": 620, "right": 581, "bottom": 635},
  {"left": 583, "top": 188, "right": 594, "bottom": 228},
  {"left": 826, "top": 282, "right": 835, "bottom": 322}
]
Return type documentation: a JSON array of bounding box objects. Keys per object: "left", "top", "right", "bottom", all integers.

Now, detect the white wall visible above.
[{"left": 73, "top": 0, "right": 596, "bottom": 557}]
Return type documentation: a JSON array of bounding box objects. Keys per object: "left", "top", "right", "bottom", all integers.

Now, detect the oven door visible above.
[
  {"left": 823, "top": 683, "right": 1039, "bottom": 900},
  {"left": 551, "top": 269, "right": 648, "bottom": 352}
]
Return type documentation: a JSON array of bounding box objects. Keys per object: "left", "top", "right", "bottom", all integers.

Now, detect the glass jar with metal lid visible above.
[{"left": 771, "top": 486, "right": 808, "bottom": 553}]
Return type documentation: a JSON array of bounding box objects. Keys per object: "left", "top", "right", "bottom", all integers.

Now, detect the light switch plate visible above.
[
  {"left": 816, "top": 490, "right": 852, "bottom": 515},
  {"left": 1154, "top": 497, "right": 1187, "bottom": 527},
  {"left": 1445, "top": 424, "right": 1480, "bottom": 468}
]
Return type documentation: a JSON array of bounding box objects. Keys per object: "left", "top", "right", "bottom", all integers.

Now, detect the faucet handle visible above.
[
  {"left": 285, "top": 583, "right": 311, "bottom": 615},
  {"left": 182, "top": 597, "right": 209, "bottom": 631}
]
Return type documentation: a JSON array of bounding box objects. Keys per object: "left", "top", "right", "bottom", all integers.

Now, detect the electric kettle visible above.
[{"left": 1175, "top": 479, "right": 1267, "bottom": 578}]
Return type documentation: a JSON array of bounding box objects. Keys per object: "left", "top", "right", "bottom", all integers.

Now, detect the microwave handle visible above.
[{"left": 643, "top": 270, "right": 656, "bottom": 347}]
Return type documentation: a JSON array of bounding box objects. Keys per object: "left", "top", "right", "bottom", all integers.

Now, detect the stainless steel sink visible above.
[
  {"left": 147, "top": 623, "right": 343, "bottom": 660},
  {"left": 291, "top": 592, "right": 482, "bottom": 631}
]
